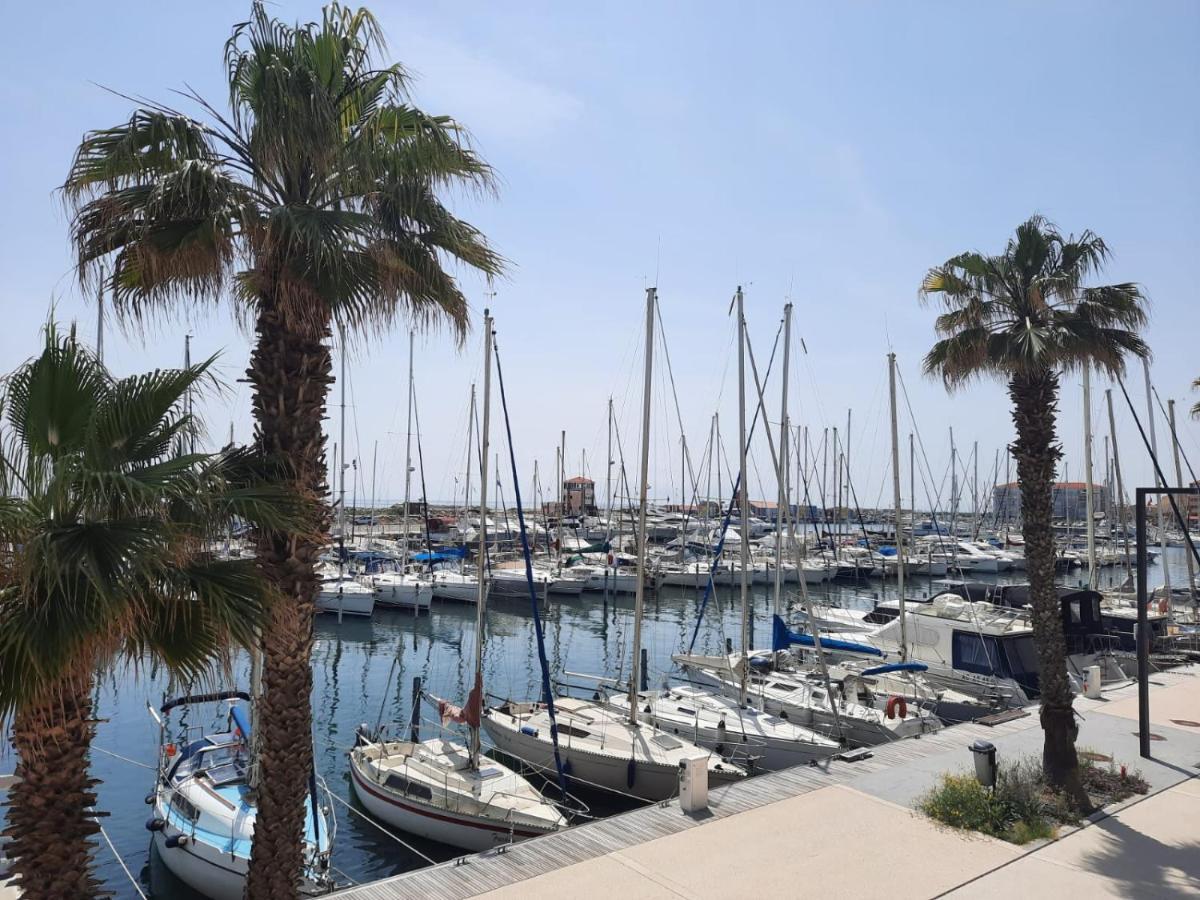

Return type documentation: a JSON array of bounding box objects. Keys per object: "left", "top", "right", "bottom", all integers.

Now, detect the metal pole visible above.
[
  {"left": 1168, "top": 399, "right": 1197, "bottom": 599},
  {"left": 558, "top": 429, "right": 566, "bottom": 572},
  {"left": 773, "top": 303, "right": 792, "bottom": 618},
  {"left": 627, "top": 287, "right": 656, "bottom": 723},
  {"left": 469, "top": 311, "right": 493, "bottom": 765},
  {"left": 1135, "top": 488, "right": 1149, "bottom": 759},
  {"left": 1143, "top": 359, "right": 1170, "bottom": 596},
  {"left": 736, "top": 287, "right": 751, "bottom": 705},
  {"left": 888, "top": 353, "right": 907, "bottom": 660},
  {"left": 1083, "top": 365, "right": 1098, "bottom": 588}
]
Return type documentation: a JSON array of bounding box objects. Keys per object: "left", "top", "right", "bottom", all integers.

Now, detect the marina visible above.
[{"left": 73, "top": 549, "right": 1196, "bottom": 897}]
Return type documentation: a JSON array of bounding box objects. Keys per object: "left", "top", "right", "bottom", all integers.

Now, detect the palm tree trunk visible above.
[
  {"left": 5, "top": 669, "right": 101, "bottom": 900},
  {"left": 244, "top": 304, "right": 332, "bottom": 900},
  {"left": 1009, "top": 371, "right": 1090, "bottom": 809}
]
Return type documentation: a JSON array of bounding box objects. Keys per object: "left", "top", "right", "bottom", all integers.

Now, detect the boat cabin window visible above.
[
  {"left": 952, "top": 631, "right": 1003, "bottom": 676},
  {"left": 384, "top": 773, "right": 434, "bottom": 801},
  {"left": 652, "top": 734, "right": 683, "bottom": 750},
  {"left": 170, "top": 793, "right": 200, "bottom": 823}
]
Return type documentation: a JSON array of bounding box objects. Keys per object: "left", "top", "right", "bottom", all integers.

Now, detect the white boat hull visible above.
[
  {"left": 153, "top": 827, "right": 247, "bottom": 900},
  {"left": 348, "top": 759, "right": 553, "bottom": 852},
  {"left": 316, "top": 588, "right": 375, "bottom": 617}
]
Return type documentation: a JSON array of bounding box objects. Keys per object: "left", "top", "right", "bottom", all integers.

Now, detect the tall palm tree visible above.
[
  {"left": 62, "top": 4, "right": 501, "bottom": 893},
  {"left": 0, "top": 325, "right": 301, "bottom": 900},
  {"left": 921, "top": 215, "right": 1148, "bottom": 807}
]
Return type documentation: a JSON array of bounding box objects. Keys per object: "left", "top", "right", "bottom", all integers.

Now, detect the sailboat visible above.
[
  {"left": 148, "top": 691, "right": 334, "bottom": 900},
  {"left": 317, "top": 333, "right": 376, "bottom": 619},
  {"left": 485, "top": 289, "right": 748, "bottom": 800},
  {"left": 349, "top": 311, "right": 565, "bottom": 851},
  {"left": 367, "top": 332, "right": 433, "bottom": 612}
]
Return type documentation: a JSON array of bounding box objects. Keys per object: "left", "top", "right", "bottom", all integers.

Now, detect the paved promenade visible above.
[{"left": 335, "top": 666, "right": 1200, "bottom": 899}]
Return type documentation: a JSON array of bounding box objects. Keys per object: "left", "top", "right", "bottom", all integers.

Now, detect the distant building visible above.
[
  {"left": 563, "top": 476, "right": 596, "bottom": 515},
  {"left": 992, "top": 482, "right": 1110, "bottom": 521},
  {"left": 748, "top": 500, "right": 821, "bottom": 521},
  {"left": 1156, "top": 481, "right": 1199, "bottom": 524}
]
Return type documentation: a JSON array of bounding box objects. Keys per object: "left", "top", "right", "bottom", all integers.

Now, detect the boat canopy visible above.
[{"left": 771, "top": 615, "right": 884, "bottom": 657}]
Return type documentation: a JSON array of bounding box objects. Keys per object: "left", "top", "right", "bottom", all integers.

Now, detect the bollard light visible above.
[{"left": 970, "top": 739, "right": 997, "bottom": 788}]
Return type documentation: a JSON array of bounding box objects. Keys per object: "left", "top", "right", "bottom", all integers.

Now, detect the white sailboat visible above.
[
  {"left": 148, "top": 692, "right": 333, "bottom": 900},
  {"left": 484, "top": 288, "right": 747, "bottom": 800},
  {"left": 317, "top": 336, "right": 375, "bottom": 619},
  {"left": 349, "top": 310, "right": 565, "bottom": 851}
]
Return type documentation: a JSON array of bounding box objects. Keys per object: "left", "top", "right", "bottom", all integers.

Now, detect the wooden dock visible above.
[{"left": 331, "top": 710, "right": 1039, "bottom": 899}]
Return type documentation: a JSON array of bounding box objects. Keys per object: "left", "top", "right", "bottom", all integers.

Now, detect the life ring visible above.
[{"left": 885, "top": 695, "right": 907, "bottom": 720}]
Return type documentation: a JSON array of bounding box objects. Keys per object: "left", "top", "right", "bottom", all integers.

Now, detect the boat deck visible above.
[{"left": 330, "top": 700, "right": 1043, "bottom": 898}]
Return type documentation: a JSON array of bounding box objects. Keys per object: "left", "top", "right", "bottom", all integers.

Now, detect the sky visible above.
[{"left": 1, "top": 1, "right": 1198, "bottom": 512}]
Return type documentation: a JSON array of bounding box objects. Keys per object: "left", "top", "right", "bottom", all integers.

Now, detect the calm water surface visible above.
[{"left": 69, "top": 549, "right": 1189, "bottom": 897}]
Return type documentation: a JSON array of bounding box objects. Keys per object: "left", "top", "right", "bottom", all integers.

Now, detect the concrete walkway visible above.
[{"left": 336, "top": 667, "right": 1200, "bottom": 900}]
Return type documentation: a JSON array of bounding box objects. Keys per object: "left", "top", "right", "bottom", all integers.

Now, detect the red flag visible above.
[{"left": 436, "top": 673, "right": 483, "bottom": 729}]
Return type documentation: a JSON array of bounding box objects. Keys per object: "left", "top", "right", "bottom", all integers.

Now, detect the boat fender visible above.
[
  {"left": 144, "top": 793, "right": 155, "bottom": 805},
  {"left": 520, "top": 725, "right": 539, "bottom": 738},
  {"left": 626, "top": 758, "right": 636, "bottom": 789},
  {"left": 885, "top": 696, "right": 907, "bottom": 720},
  {"left": 145, "top": 817, "right": 166, "bottom": 833},
  {"left": 164, "top": 834, "right": 190, "bottom": 849}
]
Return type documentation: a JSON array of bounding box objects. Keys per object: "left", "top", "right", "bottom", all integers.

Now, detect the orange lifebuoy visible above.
[{"left": 885, "top": 695, "right": 907, "bottom": 720}]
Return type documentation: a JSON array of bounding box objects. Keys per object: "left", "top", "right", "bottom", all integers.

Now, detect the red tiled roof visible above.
[{"left": 565, "top": 476, "right": 593, "bottom": 484}]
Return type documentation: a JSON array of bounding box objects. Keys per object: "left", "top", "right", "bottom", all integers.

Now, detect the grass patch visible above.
[{"left": 919, "top": 751, "right": 1149, "bottom": 845}]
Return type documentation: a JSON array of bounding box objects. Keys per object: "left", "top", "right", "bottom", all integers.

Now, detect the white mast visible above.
[
  {"left": 401, "top": 331, "right": 415, "bottom": 572},
  {"left": 558, "top": 429, "right": 566, "bottom": 572},
  {"left": 627, "top": 287, "right": 656, "bottom": 722},
  {"left": 469, "top": 311, "right": 493, "bottom": 766},
  {"left": 1143, "top": 359, "right": 1170, "bottom": 595},
  {"left": 772, "top": 302, "right": 792, "bottom": 618},
  {"left": 888, "top": 353, "right": 907, "bottom": 660},
  {"left": 1168, "top": 399, "right": 1196, "bottom": 599},
  {"left": 1083, "top": 365, "right": 1098, "bottom": 588},
  {"left": 735, "top": 287, "right": 751, "bottom": 706}
]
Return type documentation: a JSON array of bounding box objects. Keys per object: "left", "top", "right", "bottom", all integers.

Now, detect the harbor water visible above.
[{"left": 63, "top": 548, "right": 1193, "bottom": 897}]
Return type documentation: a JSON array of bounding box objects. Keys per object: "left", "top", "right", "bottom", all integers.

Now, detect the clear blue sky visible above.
[{"left": 2, "top": 1, "right": 1197, "bottom": 510}]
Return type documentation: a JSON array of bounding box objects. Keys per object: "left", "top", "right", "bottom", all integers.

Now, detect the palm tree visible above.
[
  {"left": 921, "top": 215, "right": 1148, "bottom": 807},
  {"left": 0, "top": 325, "right": 300, "bottom": 900},
  {"left": 62, "top": 4, "right": 501, "bottom": 894}
]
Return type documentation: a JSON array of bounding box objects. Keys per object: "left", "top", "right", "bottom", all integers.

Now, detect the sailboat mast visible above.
[
  {"left": 606, "top": 397, "right": 614, "bottom": 516},
  {"left": 369, "top": 441, "right": 378, "bottom": 546},
  {"left": 401, "top": 331, "right": 415, "bottom": 571},
  {"left": 735, "top": 286, "right": 751, "bottom": 705},
  {"left": 464, "top": 385, "right": 475, "bottom": 525},
  {"left": 96, "top": 264, "right": 105, "bottom": 365},
  {"left": 1142, "top": 359, "right": 1171, "bottom": 595},
  {"left": 628, "top": 287, "right": 656, "bottom": 723},
  {"left": 1168, "top": 399, "right": 1197, "bottom": 599},
  {"left": 558, "top": 430, "right": 566, "bottom": 571},
  {"left": 772, "top": 303, "right": 792, "bottom": 618},
  {"left": 469, "top": 312, "right": 493, "bottom": 766},
  {"left": 888, "top": 353, "right": 907, "bottom": 660},
  {"left": 1083, "top": 365, "right": 1098, "bottom": 587}
]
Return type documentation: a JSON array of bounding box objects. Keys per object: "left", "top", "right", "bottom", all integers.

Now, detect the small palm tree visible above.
[
  {"left": 921, "top": 215, "right": 1148, "bottom": 808},
  {"left": 0, "top": 325, "right": 301, "bottom": 900},
  {"left": 62, "top": 4, "right": 501, "bottom": 893}
]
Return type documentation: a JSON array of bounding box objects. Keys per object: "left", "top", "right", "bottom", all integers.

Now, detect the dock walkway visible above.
[{"left": 333, "top": 667, "right": 1200, "bottom": 899}]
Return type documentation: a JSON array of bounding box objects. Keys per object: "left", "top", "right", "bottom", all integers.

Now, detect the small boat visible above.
[
  {"left": 148, "top": 692, "right": 333, "bottom": 900},
  {"left": 315, "top": 575, "right": 376, "bottom": 617},
  {"left": 430, "top": 569, "right": 486, "bottom": 603},
  {"left": 369, "top": 570, "right": 433, "bottom": 611}
]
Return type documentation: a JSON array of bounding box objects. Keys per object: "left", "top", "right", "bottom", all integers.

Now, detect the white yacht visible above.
[{"left": 316, "top": 575, "right": 376, "bottom": 617}]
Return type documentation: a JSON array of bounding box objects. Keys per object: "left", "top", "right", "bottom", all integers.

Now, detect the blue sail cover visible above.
[
  {"left": 230, "top": 704, "right": 252, "bottom": 741},
  {"left": 771, "top": 615, "right": 884, "bottom": 657},
  {"left": 860, "top": 662, "right": 927, "bottom": 676},
  {"left": 412, "top": 547, "right": 469, "bottom": 563}
]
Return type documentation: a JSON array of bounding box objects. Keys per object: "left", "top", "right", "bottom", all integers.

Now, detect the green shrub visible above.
[{"left": 919, "top": 760, "right": 1056, "bottom": 845}]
